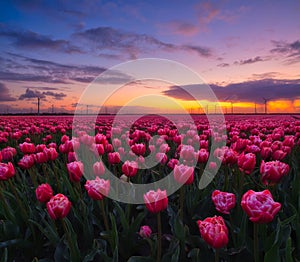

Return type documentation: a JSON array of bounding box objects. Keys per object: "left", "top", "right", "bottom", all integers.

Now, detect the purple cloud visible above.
[
  {"left": 234, "top": 56, "right": 265, "bottom": 65},
  {"left": 159, "top": 20, "right": 199, "bottom": 36},
  {"left": 73, "top": 26, "right": 213, "bottom": 58},
  {"left": 271, "top": 39, "right": 300, "bottom": 64},
  {"left": 0, "top": 82, "right": 16, "bottom": 101},
  {"left": 162, "top": 79, "right": 300, "bottom": 103},
  {"left": 19, "top": 88, "right": 66, "bottom": 100},
  {"left": 0, "top": 25, "right": 82, "bottom": 54}
]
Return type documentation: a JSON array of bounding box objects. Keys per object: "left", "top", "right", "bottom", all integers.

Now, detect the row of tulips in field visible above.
[{"left": 0, "top": 115, "right": 299, "bottom": 261}]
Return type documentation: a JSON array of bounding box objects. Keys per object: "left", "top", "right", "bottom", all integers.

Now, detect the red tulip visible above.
[
  {"left": 173, "top": 164, "right": 194, "bottom": 185},
  {"left": 0, "top": 162, "right": 15, "bottom": 181},
  {"left": 197, "top": 216, "right": 229, "bottom": 249},
  {"left": 241, "top": 190, "right": 281, "bottom": 223},
  {"left": 180, "top": 145, "right": 196, "bottom": 162},
  {"left": 1, "top": 147, "right": 17, "bottom": 161},
  {"left": 282, "top": 136, "right": 295, "bottom": 148},
  {"left": 209, "top": 161, "right": 217, "bottom": 171},
  {"left": 143, "top": 189, "right": 168, "bottom": 213},
  {"left": 18, "top": 154, "right": 35, "bottom": 169},
  {"left": 108, "top": 152, "right": 121, "bottom": 165},
  {"left": 260, "top": 160, "right": 290, "bottom": 185},
  {"left": 260, "top": 147, "right": 272, "bottom": 160},
  {"left": 46, "top": 193, "right": 72, "bottom": 220},
  {"left": 67, "top": 152, "right": 77, "bottom": 163},
  {"left": 84, "top": 177, "right": 110, "bottom": 200},
  {"left": 155, "top": 153, "right": 168, "bottom": 165},
  {"left": 93, "top": 161, "right": 106, "bottom": 176},
  {"left": 237, "top": 153, "right": 256, "bottom": 174},
  {"left": 212, "top": 190, "right": 236, "bottom": 214},
  {"left": 122, "top": 160, "right": 138, "bottom": 177},
  {"left": 139, "top": 225, "right": 152, "bottom": 238},
  {"left": 131, "top": 143, "right": 146, "bottom": 156},
  {"left": 34, "top": 152, "right": 48, "bottom": 164},
  {"left": 67, "top": 161, "right": 84, "bottom": 182},
  {"left": 272, "top": 150, "right": 287, "bottom": 161},
  {"left": 36, "top": 144, "right": 46, "bottom": 152},
  {"left": 43, "top": 147, "right": 58, "bottom": 161},
  {"left": 223, "top": 148, "right": 238, "bottom": 165},
  {"left": 167, "top": 158, "right": 179, "bottom": 169},
  {"left": 35, "top": 183, "right": 53, "bottom": 203},
  {"left": 19, "top": 142, "right": 36, "bottom": 154},
  {"left": 196, "top": 149, "right": 209, "bottom": 164}
]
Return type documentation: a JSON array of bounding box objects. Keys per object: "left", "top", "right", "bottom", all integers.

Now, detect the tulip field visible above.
[{"left": 0, "top": 114, "right": 299, "bottom": 261}]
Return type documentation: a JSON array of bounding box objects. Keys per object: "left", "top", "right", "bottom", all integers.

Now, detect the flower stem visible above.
[
  {"left": 229, "top": 214, "right": 237, "bottom": 247},
  {"left": 254, "top": 223, "right": 259, "bottom": 262},
  {"left": 61, "top": 218, "right": 80, "bottom": 262},
  {"left": 239, "top": 171, "right": 245, "bottom": 200},
  {"left": 179, "top": 186, "right": 185, "bottom": 222},
  {"left": 99, "top": 200, "right": 109, "bottom": 232},
  {"left": 157, "top": 212, "right": 162, "bottom": 262},
  {"left": 215, "top": 248, "right": 219, "bottom": 262}
]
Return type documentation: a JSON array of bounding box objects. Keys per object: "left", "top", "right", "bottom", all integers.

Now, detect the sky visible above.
[{"left": 0, "top": 0, "right": 300, "bottom": 114}]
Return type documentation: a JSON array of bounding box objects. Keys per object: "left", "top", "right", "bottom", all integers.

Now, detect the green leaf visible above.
[
  {"left": 0, "top": 239, "right": 21, "bottom": 249},
  {"left": 171, "top": 245, "right": 180, "bottom": 262},
  {"left": 127, "top": 256, "right": 154, "bottom": 262},
  {"left": 128, "top": 212, "right": 145, "bottom": 236},
  {"left": 109, "top": 213, "right": 119, "bottom": 255},
  {"left": 113, "top": 201, "right": 129, "bottom": 233},
  {"left": 264, "top": 243, "right": 280, "bottom": 262},
  {"left": 28, "top": 219, "right": 59, "bottom": 245},
  {"left": 0, "top": 248, "right": 8, "bottom": 262},
  {"left": 285, "top": 237, "right": 293, "bottom": 262},
  {"left": 174, "top": 215, "right": 185, "bottom": 241},
  {"left": 82, "top": 248, "right": 99, "bottom": 262},
  {"left": 54, "top": 239, "right": 69, "bottom": 262}
]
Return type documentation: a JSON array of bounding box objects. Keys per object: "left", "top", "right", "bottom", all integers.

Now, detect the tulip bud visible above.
[
  {"left": 143, "top": 189, "right": 168, "bottom": 213},
  {"left": 84, "top": 177, "right": 110, "bottom": 200},
  {"left": 139, "top": 225, "right": 152, "bottom": 238},
  {"left": 35, "top": 183, "right": 53, "bottom": 203},
  {"left": 197, "top": 216, "right": 229, "bottom": 249},
  {"left": 46, "top": 194, "right": 72, "bottom": 220}
]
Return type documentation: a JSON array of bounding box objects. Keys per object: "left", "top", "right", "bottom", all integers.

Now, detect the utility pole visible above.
[
  {"left": 231, "top": 102, "right": 233, "bottom": 114},
  {"left": 37, "top": 97, "right": 40, "bottom": 115},
  {"left": 254, "top": 103, "right": 257, "bottom": 114},
  {"left": 52, "top": 104, "right": 54, "bottom": 114}
]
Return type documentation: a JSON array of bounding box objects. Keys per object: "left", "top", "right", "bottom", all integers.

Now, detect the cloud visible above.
[
  {"left": 0, "top": 24, "right": 82, "bottom": 54},
  {"left": 19, "top": 88, "right": 45, "bottom": 100},
  {"left": 194, "top": 1, "right": 242, "bottom": 31},
  {"left": 43, "top": 91, "right": 66, "bottom": 100},
  {"left": 19, "top": 88, "right": 66, "bottom": 100},
  {"left": 159, "top": 20, "right": 199, "bottom": 36},
  {"left": 0, "top": 82, "right": 16, "bottom": 101},
  {"left": 162, "top": 79, "right": 300, "bottom": 103},
  {"left": 73, "top": 26, "right": 213, "bottom": 58},
  {"left": 0, "top": 70, "right": 68, "bottom": 83},
  {"left": 23, "top": 86, "right": 67, "bottom": 91},
  {"left": 217, "top": 63, "right": 230, "bottom": 68},
  {"left": 234, "top": 56, "right": 265, "bottom": 65},
  {"left": 181, "top": 45, "right": 212, "bottom": 57},
  {"left": 271, "top": 40, "right": 300, "bottom": 64},
  {"left": 2, "top": 53, "right": 107, "bottom": 84}
]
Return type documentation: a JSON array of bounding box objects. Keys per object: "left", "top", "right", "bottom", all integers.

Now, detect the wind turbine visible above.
[{"left": 262, "top": 97, "right": 268, "bottom": 114}]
